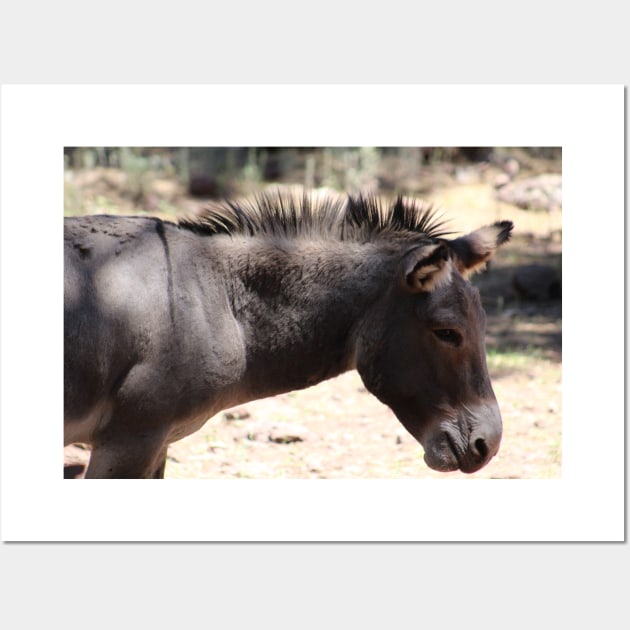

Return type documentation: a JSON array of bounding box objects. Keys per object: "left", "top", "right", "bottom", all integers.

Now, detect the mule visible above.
[{"left": 64, "top": 190, "right": 513, "bottom": 478}]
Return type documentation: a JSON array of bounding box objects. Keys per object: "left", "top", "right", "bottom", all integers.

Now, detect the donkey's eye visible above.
[{"left": 433, "top": 329, "right": 462, "bottom": 346}]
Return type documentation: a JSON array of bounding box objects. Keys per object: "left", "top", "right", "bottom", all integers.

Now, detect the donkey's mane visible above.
[{"left": 178, "top": 190, "right": 451, "bottom": 241}]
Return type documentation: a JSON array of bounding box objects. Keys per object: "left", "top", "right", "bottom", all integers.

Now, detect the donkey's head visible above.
[{"left": 355, "top": 220, "right": 513, "bottom": 473}]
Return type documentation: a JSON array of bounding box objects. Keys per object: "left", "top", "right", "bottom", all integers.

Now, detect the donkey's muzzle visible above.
[{"left": 423, "top": 401, "right": 502, "bottom": 474}]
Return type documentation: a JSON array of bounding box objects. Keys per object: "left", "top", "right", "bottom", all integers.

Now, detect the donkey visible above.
[{"left": 64, "top": 191, "right": 513, "bottom": 478}]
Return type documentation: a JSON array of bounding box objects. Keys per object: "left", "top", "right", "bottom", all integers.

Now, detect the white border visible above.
[{"left": 0, "top": 85, "right": 624, "bottom": 541}]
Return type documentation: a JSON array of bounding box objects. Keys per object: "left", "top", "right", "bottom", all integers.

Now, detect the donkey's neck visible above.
[{"left": 222, "top": 236, "right": 402, "bottom": 400}]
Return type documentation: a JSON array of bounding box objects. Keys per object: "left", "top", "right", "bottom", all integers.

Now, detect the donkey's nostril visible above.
[{"left": 474, "top": 437, "right": 488, "bottom": 460}]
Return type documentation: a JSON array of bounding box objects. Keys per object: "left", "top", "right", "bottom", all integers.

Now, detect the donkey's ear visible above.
[
  {"left": 449, "top": 220, "right": 513, "bottom": 277},
  {"left": 402, "top": 242, "right": 452, "bottom": 293}
]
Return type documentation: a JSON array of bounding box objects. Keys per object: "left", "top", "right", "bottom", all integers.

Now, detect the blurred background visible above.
[{"left": 64, "top": 147, "right": 562, "bottom": 479}]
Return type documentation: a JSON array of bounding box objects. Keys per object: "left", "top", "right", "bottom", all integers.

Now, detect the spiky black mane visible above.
[{"left": 178, "top": 189, "right": 451, "bottom": 242}]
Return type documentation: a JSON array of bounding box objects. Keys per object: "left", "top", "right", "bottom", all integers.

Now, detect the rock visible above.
[
  {"left": 494, "top": 173, "right": 511, "bottom": 188},
  {"left": 512, "top": 264, "right": 561, "bottom": 301},
  {"left": 495, "top": 173, "right": 562, "bottom": 211},
  {"left": 268, "top": 423, "right": 311, "bottom": 444},
  {"left": 504, "top": 158, "right": 520, "bottom": 178},
  {"left": 242, "top": 420, "right": 312, "bottom": 443},
  {"left": 223, "top": 407, "right": 251, "bottom": 420}
]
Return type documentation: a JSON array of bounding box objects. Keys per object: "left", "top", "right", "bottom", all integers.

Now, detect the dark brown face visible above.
[{"left": 356, "top": 272, "right": 502, "bottom": 474}]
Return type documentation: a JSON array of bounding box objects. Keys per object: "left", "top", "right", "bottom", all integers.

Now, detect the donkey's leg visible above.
[{"left": 85, "top": 438, "right": 168, "bottom": 479}]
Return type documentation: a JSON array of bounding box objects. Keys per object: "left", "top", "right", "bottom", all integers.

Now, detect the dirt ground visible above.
[{"left": 64, "top": 165, "right": 562, "bottom": 479}]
